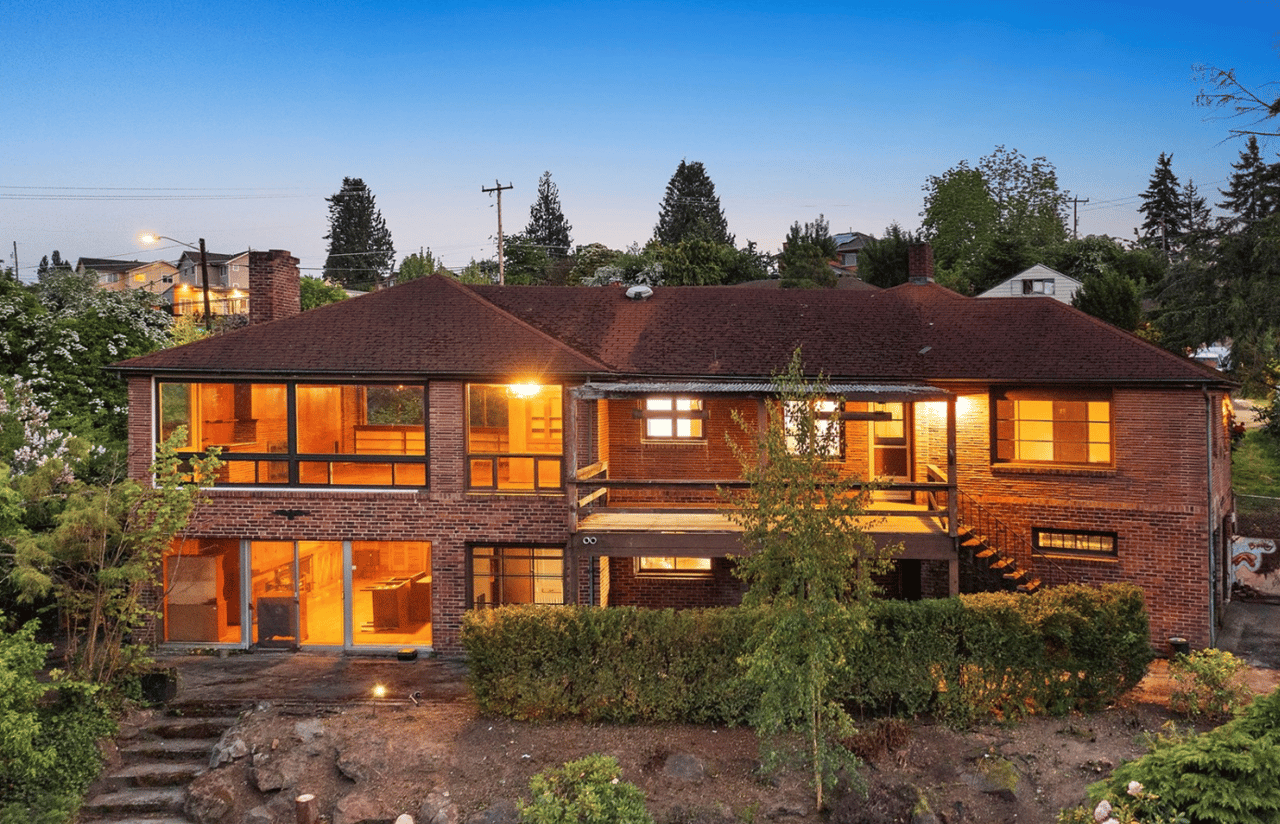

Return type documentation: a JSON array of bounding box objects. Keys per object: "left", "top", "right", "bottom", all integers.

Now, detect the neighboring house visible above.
[
  {"left": 113, "top": 249, "right": 1234, "bottom": 655},
  {"left": 832, "top": 231, "right": 874, "bottom": 275},
  {"left": 77, "top": 257, "right": 179, "bottom": 296},
  {"left": 170, "top": 249, "right": 251, "bottom": 316},
  {"left": 976, "top": 263, "right": 1083, "bottom": 304}
]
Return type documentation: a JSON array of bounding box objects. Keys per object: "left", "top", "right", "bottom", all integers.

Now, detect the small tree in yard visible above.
[
  {"left": 726, "top": 350, "right": 898, "bottom": 810},
  {"left": 2, "top": 432, "right": 221, "bottom": 686}
]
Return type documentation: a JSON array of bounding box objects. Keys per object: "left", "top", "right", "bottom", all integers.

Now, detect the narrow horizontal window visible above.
[
  {"left": 636, "top": 556, "right": 713, "bottom": 576},
  {"left": 1032, "top": 528, "right": 1117, "bottom": 557}
]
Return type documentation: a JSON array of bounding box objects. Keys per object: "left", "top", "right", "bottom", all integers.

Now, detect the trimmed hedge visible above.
[{"left": 462, "top": 583, "right": 1151, "bottom": 726}]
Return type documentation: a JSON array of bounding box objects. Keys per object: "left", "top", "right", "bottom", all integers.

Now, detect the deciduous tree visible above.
[
  {"left": 299, "top": 276, "right": 348, "bottom": 310},
  {"left": 323, "top": 177, "right": 395, "bottom": 288},
  {"left": 726, "top": 351, "right": 896, "bottom": 809},
  {"left": 1196, "top": 62, "right": 1280, "bottom": 139}
]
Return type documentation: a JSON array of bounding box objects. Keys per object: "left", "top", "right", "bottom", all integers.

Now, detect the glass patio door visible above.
[{"left": 870, "top": 402, "right": 912, "bottom": 502}]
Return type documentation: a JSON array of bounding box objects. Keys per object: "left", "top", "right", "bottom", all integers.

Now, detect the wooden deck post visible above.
[{"left": 947, "top": 395, "right": 959, "bottom": 596}]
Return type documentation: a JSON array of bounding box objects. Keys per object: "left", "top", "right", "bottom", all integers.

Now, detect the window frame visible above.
[
  {"left": 784, "top": 398, "right": 845, "bottom": 459},
  {"left": 634, "top": 556, "right": 714, "bottom": 577},
  {"left": 991, "top": 388, "right": 1112, "bottom": 467},
  {"left": 465, "top": 383, "right": 564, "bottom": 493},
  {"left": 637, "top": 396, "right": 707, "bottom": 442},
  {"left": 1032, "top": 527, "right": 1118, "bottom": 559},
  {"left": 468, "top": 544, "right": 565, "bottom": 608},
  {"left": 155, "top": 379, "right": 428, "bottom": 489}
]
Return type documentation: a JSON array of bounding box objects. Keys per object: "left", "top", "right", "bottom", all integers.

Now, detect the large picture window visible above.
[
  {"left": 993, "top": 389, "right": 1111, "bottom": 465},
  {"left": 469, "top": 545, "right": 564, "bottom": 607},
  {"left": 467, "top": 384, "right": 562, "bottom": 491},
  {"left": 156, "top": 381, "right": 426, "bottom": 487}
]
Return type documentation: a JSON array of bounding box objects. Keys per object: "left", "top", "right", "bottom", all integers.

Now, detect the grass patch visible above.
[{"left": 1234, "top": 430, "right": 1280, "bottom": 514}]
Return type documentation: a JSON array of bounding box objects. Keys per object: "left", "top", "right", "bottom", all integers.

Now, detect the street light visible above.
[{"left": 141, "top": 233, "right": 213, "bottom": 331}]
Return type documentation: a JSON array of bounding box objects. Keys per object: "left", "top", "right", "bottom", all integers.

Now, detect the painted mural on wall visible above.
[{"left": 1232, "top": 536, "right": 1280, "bottom": 598}]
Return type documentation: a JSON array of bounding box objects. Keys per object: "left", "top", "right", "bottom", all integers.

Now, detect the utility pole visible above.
[
  {"left": 481, "top": 180, "right": 513, "bottom": 285},
  {"left": 198, "top": 238, "right": 213, "bottom": 331},
  {"left": 11, "top": 242, "right": 17, "bottom": 282},
  {"left": 1066, "top": 196, "right": 1090, "bottom": 240}
]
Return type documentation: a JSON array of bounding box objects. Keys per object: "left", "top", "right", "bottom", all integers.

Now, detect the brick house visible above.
[{"left": 113, "top": 249, "right": 1234, "bottom": 654}]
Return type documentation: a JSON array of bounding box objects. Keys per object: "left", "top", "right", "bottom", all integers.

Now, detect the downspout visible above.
[{"left": 1205, "top": 388, "right": 1218, "bottom": 647}]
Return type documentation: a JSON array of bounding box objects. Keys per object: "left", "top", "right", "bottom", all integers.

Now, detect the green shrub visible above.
[
  {"left": 0, "top": 615, "right": 116, "bottom": 824},
  {"left": 518, "top": 755, "right": 653, "bottom": 824},
  {"left": 1078, "top": 687, "right": 1280, "bottom": 824},
  {"left": 463, "top": 583, "right": 1151, "bottom": 727},
  {"left": 1169, "top": 648, "right": 1252, "bottom": 721}
]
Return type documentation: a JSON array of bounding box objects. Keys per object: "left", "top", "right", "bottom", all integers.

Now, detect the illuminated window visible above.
[
  {"left": 643, "top": 397, "right": 705, "bottom": 439},
  {"left": 466, "top": 384, "right": 562, "bottom": 491},
  {"left": 157, "top": 381, "right": 425, "bottom": 487},
  {"left": 785, "top": 399, "right": 842, "bottom": 457},
  {"left": 1033, "top": 528, "right": 1117, "bottom": 558},
  {"left": 636, "top": 556, "right": 713, "bottom": 575},
  {"left": 470, "top": 546, "right": 564, "bottom": 607},
  {"left": 994, "top": 389, "right": 1111, "bottom": 465}
]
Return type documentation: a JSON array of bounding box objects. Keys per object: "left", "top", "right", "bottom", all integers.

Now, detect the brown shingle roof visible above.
[{"left": 115, "top": 275, "right": 1227, "bottom": 386}]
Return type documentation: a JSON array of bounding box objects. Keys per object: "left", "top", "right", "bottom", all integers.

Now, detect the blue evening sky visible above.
[{"left": 3, "top": 0, "right": 1277, "bottom": 279}]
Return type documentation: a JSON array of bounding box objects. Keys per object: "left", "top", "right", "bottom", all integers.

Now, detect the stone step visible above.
[
  {"left": 146, "top": 717, "right": 239, "bottom": 739},
  {"left": 81, "top": 787, "right": 186, "bottom": 817},
  {"left": 103, "top": 761, "right": 205, "bottom": 790},
  {"left": 79, "top": 817, "right": 194, "bottom": 824},
  {"left": 120, "top": 737, "right": 219, "bottom": 762}
]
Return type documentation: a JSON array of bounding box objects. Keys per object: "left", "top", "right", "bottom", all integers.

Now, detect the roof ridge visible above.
[{"left": 437, "top": 276, "right": 615, "bottom": 373}]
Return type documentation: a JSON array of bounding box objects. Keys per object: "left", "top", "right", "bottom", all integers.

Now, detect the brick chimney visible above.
[
  {"left": 249, "top": 250, "right": 301, "bottom": 325},
  {"left": 907, "top": 243, "right": 935, "bottom": 284}
]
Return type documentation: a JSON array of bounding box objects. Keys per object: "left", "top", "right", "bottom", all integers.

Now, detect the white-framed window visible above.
[
  {"left": 785, "top": 399, "right": 842, "bottom": 458},
  {"left": 1022, "top": 278, "right": 1055, "bottom": 295},
  {"left": 642, "top": 397, "right": 705, "bottom": 440}
]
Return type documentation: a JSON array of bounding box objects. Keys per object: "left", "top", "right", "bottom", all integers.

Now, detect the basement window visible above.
[
  {"left": 636, "top": 556, "right": 713, "bottom": 576},
  {"left": 1032, "top": 528, "right": 1117, "bottom": 558}
]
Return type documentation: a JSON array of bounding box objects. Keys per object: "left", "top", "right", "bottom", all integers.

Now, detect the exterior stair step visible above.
[
  {"left": 81, "top": 787, "right": 185, "bottom": 817},
  {"left": 962, "top": 536, "right": 986, "bottom": 548},
  {"left": 120, "top": 737, "right": 220, "bottom": 761},
  {"left": 989, "top": 557, "right": 1015, "bottom": 570},
  {"left": 974, "top": 547, "right": 997, "bottom": 558},
  {"left": 79, "top": 817, "right": 194, "bottom": 824},
  {"left": 102, "top": 761, "right": 204, "bottom": 790},
  {"left": 1018, "top": 579, "right": 1042, "bottom": 593},
  {"left": 1002, "top": 569, "right": 1027, "bottom": 581},
  {"left": 146, "top": 717, "right": 238, "bottom": 739}
]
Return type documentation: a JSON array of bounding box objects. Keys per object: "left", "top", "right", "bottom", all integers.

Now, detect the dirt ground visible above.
[{"left": 176, "top": 660, "right": 1280, "bottom": 824}]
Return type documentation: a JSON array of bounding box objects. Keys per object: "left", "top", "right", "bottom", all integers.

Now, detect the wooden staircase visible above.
[{"left": 955, "top": 488, "right": 1042, "bottom": 594}]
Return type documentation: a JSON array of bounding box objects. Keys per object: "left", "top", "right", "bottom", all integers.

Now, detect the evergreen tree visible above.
[
  {"left": 523, "top": 171, "right": 572, "bottom": 258},
  {"left": 777, "top": 215, "right": 838, "bottom": 288},
  {"left": 323, "top": 177, "right": 395, "bottom": 288},
  {"left": 1071, "top": 268, "right": 1141, "bottom": 331},
  {"left": 1218, "top": 136, "right": 1280, "bottom": 227},
  {"left": 653, "top": 160, "right": 733, "bottom": 247},
  {"left": 1138, "top": 153, "right": 1183, "bottom": 261},
  {"left": 859, "top": 223, "right": 921, "bottom": 288}
]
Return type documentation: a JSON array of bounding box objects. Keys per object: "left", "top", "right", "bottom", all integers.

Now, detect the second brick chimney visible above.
[
  {"left": 907, "top": 243, "right": 935, "bottom": 285},
  {"left": 249, "top": 250, "right": 301, "bottom": 325}
]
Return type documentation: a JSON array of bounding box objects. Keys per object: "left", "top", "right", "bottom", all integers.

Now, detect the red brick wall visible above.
[
  {"left": 946, "top": 386, "right": 1230, "bottom": 649},
  {"left": 128, "top": 376, "right": 153, "bottom": 480}
]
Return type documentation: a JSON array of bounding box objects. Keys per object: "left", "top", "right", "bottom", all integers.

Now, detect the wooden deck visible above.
[{"left": 573, "top": 503, "right": 955, "bottom": 560}]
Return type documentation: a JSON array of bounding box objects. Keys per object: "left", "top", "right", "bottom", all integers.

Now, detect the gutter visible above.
[{"left": 1205, "top": 388, "right": 1218, "bottom": 647}]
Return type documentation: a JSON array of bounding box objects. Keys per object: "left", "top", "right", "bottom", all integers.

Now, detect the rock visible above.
[
  {"left": 251, "top": 751, "right": 288, "bottom": 793},
  {"left": 420, "top": 790, "right": 459, "bottom": 824},
  {"left": 210, "top": 730, "right": 250, "bottom": 768},
  {"left": 767, "top": 801, "right": 809, "bottom": 818},
  {"left": 245, "top": 805, "right": 274, "bottom": 824},
  {"left": 662, "top": 752, "right": 707, "bottom": 782},
  {"left": 469, "top": 798, "right": 518, "bottom": 824},
  {"left": 911, "top": 813, "right": 941, "bottom": 824},
  {"left": 296, "top": 718, "right": 326, "bottom": 742},
  {"left": 186, "top": 769, "right": 240, "bottom": 823},
  {"left": 333, "top": 791, "right": 399, "bottom": 824},
  {"left": 337, "top": 740, "right": 390, "bottom": 783},
  {"left": 395, "top": 816, "right": 416, "bottom": 824}
]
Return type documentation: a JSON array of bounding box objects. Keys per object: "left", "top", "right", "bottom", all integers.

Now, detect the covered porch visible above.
[{"left": 563, "top": 381, "right": 961, "bottom": 603}]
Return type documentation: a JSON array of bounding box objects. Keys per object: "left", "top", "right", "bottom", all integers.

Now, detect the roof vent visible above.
[{"left": 625, "top": 285, "right": 654, "bottom": 300}]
